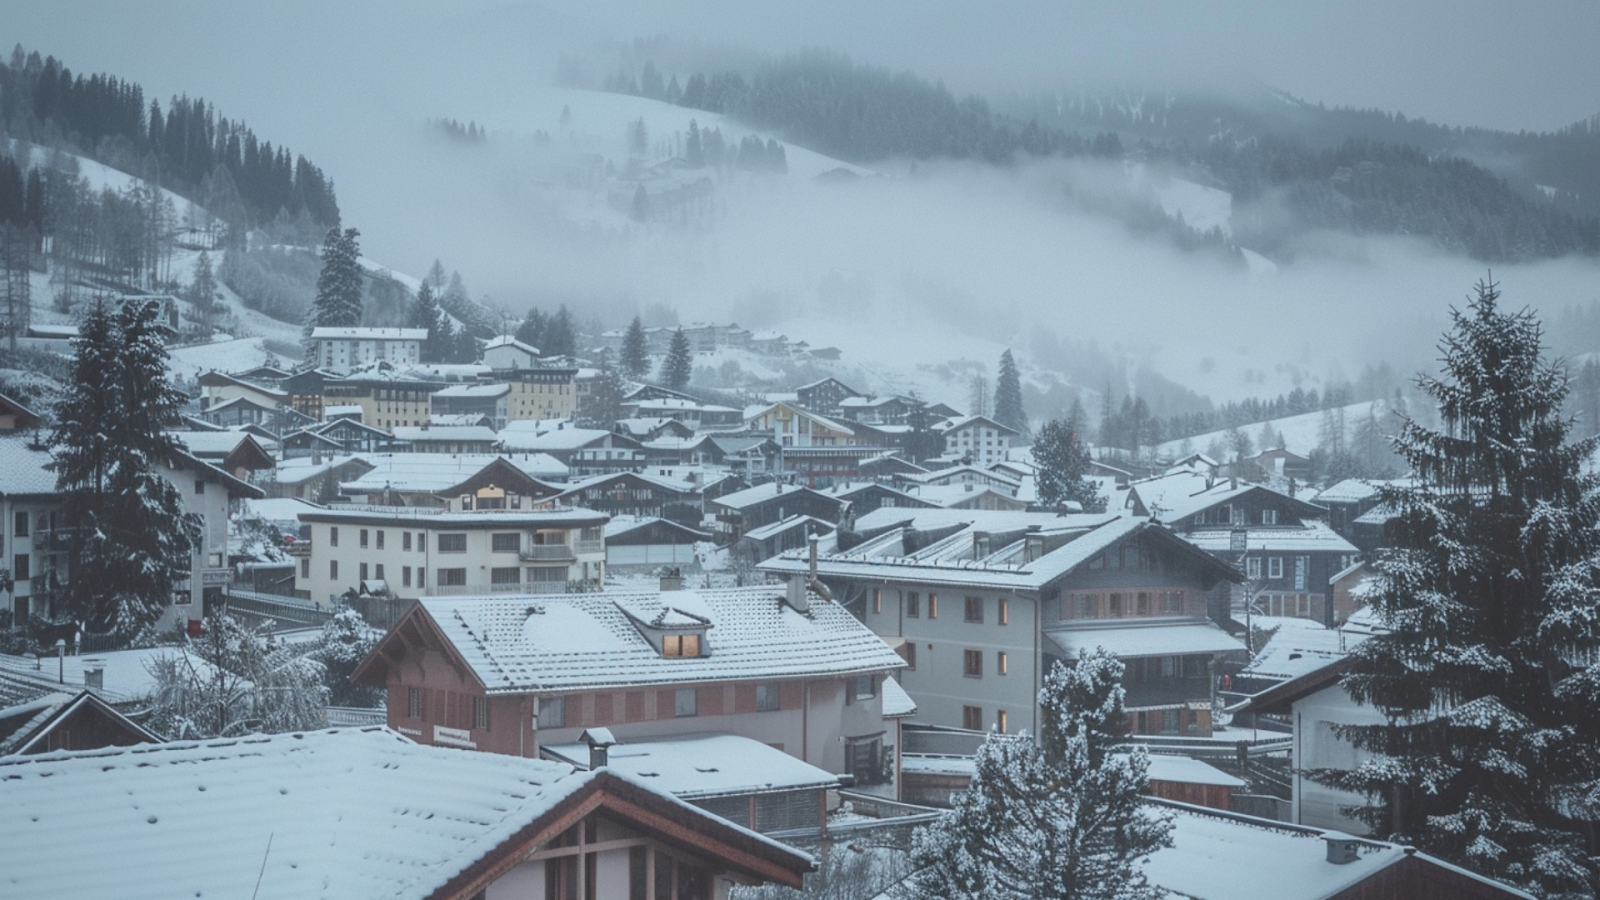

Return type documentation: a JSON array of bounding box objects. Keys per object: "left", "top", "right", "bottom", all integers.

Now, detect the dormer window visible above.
[{"left": 662, "top": 634, "right": 702, "bottom": 657}]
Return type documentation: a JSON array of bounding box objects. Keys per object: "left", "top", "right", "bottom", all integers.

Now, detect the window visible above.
[
  {"left": 1163, "top": 591, "right": 1183, "bottom": 614},
  {"left": 359, "top": 529, "right": 369, "bottom": 549},
  {"left": 417, "top": 533, "right": 426, "bottom": 552},
  {"left": 1247, "top": 557, "right": 1262, "bottom": 579},
  {"left": 964, "top": 649, "right": 983, "bottom": 678},
  {"left": 376, "top": 530, "right": 385, "bottom": 550},
  {"left": 300, "top": 558, "right": 309, "bottom": 579},
  {"left": 473, "top": 696, "right": 490, "bottom": 730},
  {"left": 491, "top": 533, "right": 520, "bottom": 553},
  {"left": 998, "top": 651, "right": 1008, "bottom": 675},
  {"left": 998, "top": 598, "right": 1009, "bottom": 625},
  {"left": 903, "top": 642, "right": 916, "bottom": 671},
  {"left": 490, "top": 567, "right": 520, "bottom": 586},
  {"left": 437, "top": 568, "right": 467, "bottom": 586},
  {"left": 359, "top": 562, "right": 369, "bottom": 582},
  {"left": 417, "top": 567, "right": 426, "bottom": 588},
  {"left": 906, "top": 591, "right": 920, "bottom": 618},
  {"left": 1109, "top": 593, "right": 1124, "bottom": 617},
  {"left": 194, "top": 479, "right": 205, "bottom": 495},
  {"left": 853, "top": 674, "right": 876, "bottom": 699},
  {"left": 1136, "top": 592, "right": 1150, "bottom": 615},
  {"left": 1261, "top": 508, "right": 1278, "bottom": 525},
  {"left": 928, "top": 593, "right": 938, "bottom": 618},
  {"left": 964, "top": 596, "right": 984, "bottom": 623},
  {"left": 1162, "top": 708, "right": 1180, "bottom": 732},
  {"left": 374, "top": 564, "right": 384, "bottom": 581},
  {"left": 1073, "top": 594, "right": 1093, "bottom": 618},
  {"left": 663, "top": 634, "right": 701, "bottom": 657},
  {"left": 538, "top": 696, "right": 565, "bottom": 728},
  {"left": 14, "top": 511, "right": 26, "bottom": 537},
  {"left": 756, "top": 683, "right": 780, "bottom": 712},
  {"left": 997, "top": 709, "right": 1009, "bottom": 734},
  {"left": 873, "top": 589, "right": 882, "bottom": 614},
  {"left": 403, "top": 566, "right": 412, "bottom": 587},
  {"left": 172, "top": 590, "right": 191, "bottom": 606},
  {"left": 330, "top": 526, "right": 338, "bottom": 547},
  {"left": 1268, "top": 557, "right": 1284, "bottom": 579},
  {"left": 407, "top": 687, "right": 421, "bottom": 718},
  {"left": 963, "top": 705, "right": 984, "bottom": 730},
  {"left": 329, "top": 560, "right": 338, "bottom": 580},
  {"left": 675, "top": 688, "right": 698, "bottom": 717},
  {"left": 439, "top": 533, "right": 467, "bottom": 553},
  {"left": 403, "top": 532, "right": 412, "bottom": 551}
]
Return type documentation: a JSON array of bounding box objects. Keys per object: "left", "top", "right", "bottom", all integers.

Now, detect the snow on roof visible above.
[
  {"left": 309, "top": 326, "right": 427, "bottom": 340},
  {"left": 167, "top": 430, "right": 257, "bottom": 456},
  {"left": 0, "top": 438, "right": 61, "bottom": 495},
  {"left": 634, "top": 398, "right": 738, "bottom": 414},
  {"left": 742, "top": 514, "right": 835, "bottom": 543},
  {"left": 934, "top": 414, "right": 1021, "bottom": 437},
  {"left": 432, "top": 382, "right": 511, "bottom": 399},
  {"left": 0, "top": 727, "right": 595, "bottom": 899},
  {"left": 745, "top": 402, "right": 857, "bottom": 436},
  {"left": 484, "top": 334, "right": 539, "bottom": 354},
  {"left": 414, "top": 587, "right": 905, "bottom": 694},
  {"left": 1183, "top": 520, "right": 1358, "bottom": 555},
  {"left": 323, "top": 404, "right": 364, "bottom": 416},
  {"left": 0, "top": 647, "right": 220, "bottom": 705},
  {"left": 341, "top": 452, "right": 567, "bottom": 492},
  {"left": 1243, "top": 617, "right": 1367, "bottom": 680},
  {"left": 1143, "top": 754, "right": 1246, "bottom": 787},
  {"left": 542, "top": 732, "right": 838, "bottom": 798},
  {"left": 904, "top": 464, "right": 1021, "bottom": 489},
  {"left": 1144, "top": 804, "right": 1536, "bottom": 900},
  {"left": 239, "top": 497, "right": 324, "bottom": 529},
  {"left": 899, "top": 754, "right": 975, "bottom": 776},
  {"left": 497, "top": 425, "right": 616, "bottom": 451},
  {"left": 881, "top": 676, "right": 917, "bottom": 718},
  {"left": 392, "top": 425, "right": 500, "bottom": 443},
  {"left": 1044, "top": 621, "right": 1247, "bottom": 661},
  {"left": 564, "top": 470, "right": 697, "bottom": 495},
  {"left": 903, "top": 483, "right": 1026, "bottom": 509},
  {"left": 603, "top": 516, "right": 711, "bottom": 540},
  {"left": 271, "top": 454, "right": 367, "bottom": 486},
  {"left": 711, "top": 482, "right": 839, "bottom": 511}
]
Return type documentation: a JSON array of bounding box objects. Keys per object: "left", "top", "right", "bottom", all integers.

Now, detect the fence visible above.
[{"left": 224, "top": 589, "right": 334, "bottom": 630}]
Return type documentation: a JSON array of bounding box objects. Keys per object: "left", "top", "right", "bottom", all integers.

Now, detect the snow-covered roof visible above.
[
  {"left": 1144, "top": 803, "right": 1535, "bottom": 900},
  {"left": 392, "top": 425, "right": 499, "bottom": 443},
  {"left": 603, "top": 516, "right": 712, "bottom": 541},
  {"left": 562, "top": 470, "right": 697, "bottom": 495},
  {"left": 431, "top": 383, "right": 510, "bottom": 399},
  {"left": 542, "top": 732, "right": 838, "bottom": 799},
  {"left": 309, "top": 326, "right": 427, "bottom": 340},
  {"left": 903, "top": 484, "right": 1027, "bottom": 509},
  {"left": 484, "top": 334, "right": 539, "bottom": 354},
  {"left": 403, "top": 588, "right": 906, "bottom": 694},
  {"left": 497, "top": 424, "right": 617, "bottom": 451},
  {"left": 0, "top": 727, "right": 593, "bottom": 899},
  {"left": 271, "top": 454, "right": 368, "bottom": 486},
  {"left": 0, "top": 647, "right": 221, "bottom": 705},
  {"left": 1183, "top": 520, "right": 1358, "bottom": 555},
  {"left": 742, "top": 514, "right": 835, "bottom": 543},
  {"left": 323, "top": 404, "right": 364, "bottom": 417},
  {"left": 711, "top": 482, "right": 840, "bottom": 511},
  {"left": 239, "top": 497, "right": 325, "bottom": 529},
  {"left": 933, "top": 414, "right": 1021, "bottom": 437},
  {"left": 1312, "top": 477, "right": 1387, "bottom": 505},
  {"left": 1243, "top": 617, "right": 1369, "bottom": 680},
  {"left": 340, "top": 452, "right": 567, "bottom": 492},
  {"left": 881, "top": 677, "right": 917, "bottom": 718},
  {"left": 1044, "top": 621, "right": 1247, "bottom": 661},
  {"left": 0, "top": 438, "right": 60, "bottom": 495},
  {"left": 903, "top": 464, "right": 1021, "bottom": 489},
  {"left": 299, "top": 505, "right": 607, "bottom": 528},
  {"left": 1143, "top": 754, "right": 1246, "bottom": 787},
  {"left": 167, "top": 430, "right": 262, "bottom": 457}
]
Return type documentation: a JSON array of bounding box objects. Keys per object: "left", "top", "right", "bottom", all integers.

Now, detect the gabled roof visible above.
[
  {"left": 392, "top": 425, "right": 500, "bottom": 443},
  {"left": 309, "top": 326, "right": 428, "bottom": 340},
  {"left": 1227, "top": 657, "right": 1352, "bottom": 716},
  {"left": 341, "top": 453, "right": 568, "bottom": 494},
  {"left": 934, "top": 414, "right": 1022, "bottom": 438},
  {"left": 0, "top": 391, "right": 43, "bottom": 429},
  {"left": 560, "top": 470, "right": 698, "bottom": 497},
  {"left": 196, "top": 369, "right": 289, "bottom": 399},
  {"left": 0, "top": 727, "right": 813, "bottom": 898},
  {"left": 356, "top": 588, "right": 905, "bottom": 694},
  {"left": 745, "top": 401, "right": 856, "bottom": 436},
  {"left": 498, "top": 424, "right": 639, "bottom": 452},
  {"left": 604, "top": 516, "right": 713, "bottom": 542},
  {"left": 0, "top": 690, "right": 159, "bottom": 755},
  {"left": 711, "top": 482, "right": 842, "bottom": 512},
  {"left": 1127, "top": 471, "right": 1326, "bottom": 521},
  {"left": 542, "top": 732, "right": 838, "bottom": 799},
  {"left": 0, "top": 437, "right": 61, "bottom": 496}
]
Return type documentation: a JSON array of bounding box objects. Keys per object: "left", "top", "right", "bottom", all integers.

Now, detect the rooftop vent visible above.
[
  {"left": 581, "top": 727, "right": 618, "bottom": 769},
  {"left": 1323, "top": 832, "right": 1361, "bottom": 865}
]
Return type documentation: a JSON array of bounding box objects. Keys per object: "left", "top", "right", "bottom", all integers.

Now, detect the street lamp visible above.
[{"left": 55, "top": 637, "right": 65, "bottom": 684}]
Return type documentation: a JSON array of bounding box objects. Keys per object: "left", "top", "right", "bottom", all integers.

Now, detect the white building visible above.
[
  {"left": 934, "top": 415, "right": 1021, "bottom": 466},
  {"left": 309, "top": 327, "right": 427, "bottom": 374}
]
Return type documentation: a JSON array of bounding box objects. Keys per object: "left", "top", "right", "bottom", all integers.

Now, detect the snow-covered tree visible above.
[
  {"left": 304, "top": 226, "right": 362, "bottom": 344},
  {"left": 901, "top": 649, "right": 1170, "bottom": 900},
  {"left": 1033, "top": 403, "right": 1106, "bottom": 513},
  {"left": 1309, "top": 279, "right": 1600, "bottom": 898},
  {"left": 52, "top": 298, "right": 201, "bottom": 640},
  {"left": 582, "top": 349, "right": 625, "bottom": 429},
  {"left": 146, "top": 614, "right": 328, "bottom": 739},
  {"left": 621, "top": 315, "right": 650, "bottom": 380},
  {"left": 660, "top": 327, "right": 693, "bottom": 391},
  {"left": 309, "top": 608, "right": 383, "bottom": 708},
  {"left": 993, "top": 349, "right": 1027, "bottom": 436},
  {"left": 408, "top": 281, "right": 447, "bottom": 363}
]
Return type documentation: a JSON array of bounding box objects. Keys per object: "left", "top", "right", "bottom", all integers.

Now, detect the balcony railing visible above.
[
  {"left": 425, "top": 580, "right": 577, "bottom": 597},
  {"left": 34, "top": 528, "right": 77, "bottom": 551},
  {"left": 572, "top": 539, "right": 604, "bottom": 555},
  {"left": 519, "top": 544, "right": 575, "bottom": 562}
]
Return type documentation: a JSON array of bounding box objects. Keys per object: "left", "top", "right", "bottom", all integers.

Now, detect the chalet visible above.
[
  {"left": 308, "top": 326, "right": 426, "bottom": 373},
  {"left": 167, "top": 431, "right": 277, "bottom": 480},
  {"left": 309, "top": 416, "right": 407, "bottom": 455},
  {"left": 819, "top": 481, "right": 938, "bottom": 523},
  {"left": 279, "top": 426, "right": 346, "bottom": 459},
  {"left": 605, "top": 517, "right": 712, "bottom": 566},
  {"left": 778, "top": 445, "right": 893, "bottom": 488},
  {"left": 1235, "top": 446, "right": 1312, "bottom": 483},
  {"left": 627, "top": 398, "right": 745, "bottom": 429},
  {"left": 838, "top": 394, "right": 912, "bottom": 425},
  {"left": 758, "top": 509, "right": 1245, "bottom": 737},
  {"left": 903, "top": 464, "right": 1022, "bottom": 495},
  {"left": 281, "top": 366, "right": 339, "bottom": 421},
  {"left": 430, "top": 382, "right": 510, "bottom": 429},
  {"left": 708, "top": 482, "right": 844, "bottom": 545},
  {"left": 0, "top": 391, "right": 42, "bottom": 432},
  {"left": 481, "top": 334, "right": 540, "bottom": 369},
  {"left": 196, "top": 394, "right": 282, "bottom": 429},
  {"left": 0, "top": 727, "right": 814, "bottom": 899},
  {"left": 934, "top": 415, "right": 1021, "bottom": 467},
  {"left": 499, "top": 422, "right": 648, "bottom": 475},
  {"left": 859, "top": 451, "right": 929, "bottom": 481},
  {"left": 735, "top": 515, "right": 836, "bottom": 565},
  {"left": 0, "top": 689, "right": 159, "bottom": 756},
  {"left": 555, "top": 471, "right": 702, "bottom": 526},
  {"left": 267, "top": 454, "right": 372, "bottom": 501},
  {"left": 351, "top": 587, "right": 907, "bottom": 787},
  {"left": 392, "top": 424, "right": 500, "bottom": 454},
  {"left": 617, "top": 417, "right": 696, "bottom": 442},
  {"left": 904, "top": 482, "right": 1029, "bottom": 511},
  {"left": 338, "top": 454, "right": 566, "bottom": 508},
  {"left": 746, "top": 401, "right": 858, "bottom": 448},
  {"left": 1129, "top": 472, "right": 1358, "bottom": 627},
  {"left": 793, "top": 378, "right": 862, "bottom": 417}
]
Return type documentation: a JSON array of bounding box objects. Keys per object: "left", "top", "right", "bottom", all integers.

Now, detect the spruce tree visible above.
[
  {"left": 1309, "top": 279, "right": 1600, "bottom": 898},
  {"left": 52, "top": 298, "right": 202, "bottom": 639},
  {"left": 407, "top": 281, "right": 445, "bottom": 363},
  {"left": 583, "top": 349, "right": 625, "bottom": 428},
  {"left": 1032, "top": 403, "right": 1106, "bottom": 513},
  {"left": 660, "top": 327, "right": 693, "bottom": 391},
  {"left": 515, "top": 307, "right": 547, "bottom": 351},
  {"left": 546, "top": 305, "right": 576, "bottom": 357},
  {"left": 902, "top": 649, "right": 1171, "bottom": 900},
  {"left": 304, "top": 226, "right": 362, "bottom": 344},
  {"left": 621, "top": 315, "right": 650, "bottom": 380},
  {"left": 994, "top": 349, "right": 1027, "bottom": 436}
]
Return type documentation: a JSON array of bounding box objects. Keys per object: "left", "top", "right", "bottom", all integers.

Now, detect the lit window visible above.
[
  {"left": 997, "top": 709, "right": 1009, "bottom": 733},
  {"left": 998, "top": 651, "right": 1008, "bottom": 675},
  {"left": 663, "top": 634, "right": 701, "bottom": 657},
  {"left": 998, "top": 599, "right": 1009, "bottom": 625}
]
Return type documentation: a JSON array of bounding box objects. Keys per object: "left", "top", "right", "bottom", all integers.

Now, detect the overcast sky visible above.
[{"left": 10, "top": 0, "right": 1600, "bottom": 135}]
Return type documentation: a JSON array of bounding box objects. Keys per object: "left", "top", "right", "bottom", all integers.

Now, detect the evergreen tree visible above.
[
  {"left": 304, "top": 226, "right": 362, "bottom": 344},
  {"left": 426, "top": 258, "right": 447, "bottom": 292},
  {"left": 660, "top": 327, "right": 693, "bottom": 391},
  {"left": 308, "top": 608, "right": 383, "bottom": 708},
  {"left": 515, "top": 307, "right": 547, "bottom": 351},
  {"left": 545, "top": 305, "right": 576, "bottom": 357},
  {"left": 51, "top": 298, "right": 202, "bottom": 639},
  {"left": 584, "top": 349, "right": 625, "bottom": 428},
  {"left": 621, "top": 315, "right": 650, "bottom": 380},
  {"left": 184, "top": 250, "right": 222, "bottom": 331},
  {"left": 1309, "top": 279, "right": 1600, "bottom": 898},
  {"left": 994, "top": 349, "right": 1027, "bottom": 436},
  {"left": 407, "top": 281, "right": 445, "bottom": 363},
  {"left": 1032, "top": 404, "right": 1107, "bottom": 513},
  {"left": 902, "top": 649, "right": 1171, "bottom": 900}
]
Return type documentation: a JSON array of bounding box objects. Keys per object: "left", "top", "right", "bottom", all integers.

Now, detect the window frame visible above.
[
  {"left": 963, "top": 649, "right": 983, "bottom": 678},
  {"left": 964, "top": 596, "right": 984, "bottom": 623},
  {"left": 674, "top": 688, "right": 698, "bottom": 717},
  {"left": 438, "top": 533, "right": 468, "bottom": 553}
]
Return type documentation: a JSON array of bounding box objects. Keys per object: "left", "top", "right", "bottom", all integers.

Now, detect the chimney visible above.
[
  {"left": 660, "top": 567, "right": 683, "bottom": 591},
  {"left": 83, "top": 659, "right": 105, "bottom": 691},
  {"left": 786, "top": 574, "right": 810, "bottom": 614},
  {"left": 581, "top": 727, "right": 617, "bottom": 769},
  {"left": 1322, "top": 833, "right": 1361, "bottom": 865},
  {"left": 808, "top": 534, "right": 820, "bottom": 581}
]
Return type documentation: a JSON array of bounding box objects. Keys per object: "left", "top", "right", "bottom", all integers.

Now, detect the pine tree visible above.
[
  {"left": 546, "top": 305, "right": 576, "bottom": 357},
  {"left": 660, "top": 327, "right": 693, "bottom": 391},
  {"left": 1032, "top": 404, "right": 1107, "bottom": 513},
  {"left": 304, "top": 226, "right": 362, "bottom": 345},
  {"left": 407, "top": 281, "right": 445, "bottom": 363},
  {"left": 51, "top": 298, "right": 202, "bottom": 639},
  {"left": 994, "top": 349, "right": 1027, "bottom": 436},
  {"left": 902, "top": 649, "right": 1171, "bottom": 900},
  {"left": 584, "top": 349, "right": 625, "bottom": 428},
  {"left": 1309, "top": 279, "right": 1600, "bottom": 898},
  {"left": 185, "top": 250, "right": 221, "bottom": 331},
  {"left": 621, "top": 315, "right": 650, "bottom": 380},
  {"left": 515, "top": 307, "right": 547, "bottom": 351}
]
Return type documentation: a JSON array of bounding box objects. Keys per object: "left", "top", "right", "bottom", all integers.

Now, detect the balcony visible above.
[
  {"left": 572, "top": 539, "right": 604, "bottom": 555},
  {"left": 34, "top": 528, "right": 77, "bottom": 552},
  {"left": 425, "top": 580, "right": 575, "bottom": 597},
  {"left": 519, "top": 544, "right": 576, "bottom": 562}
]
